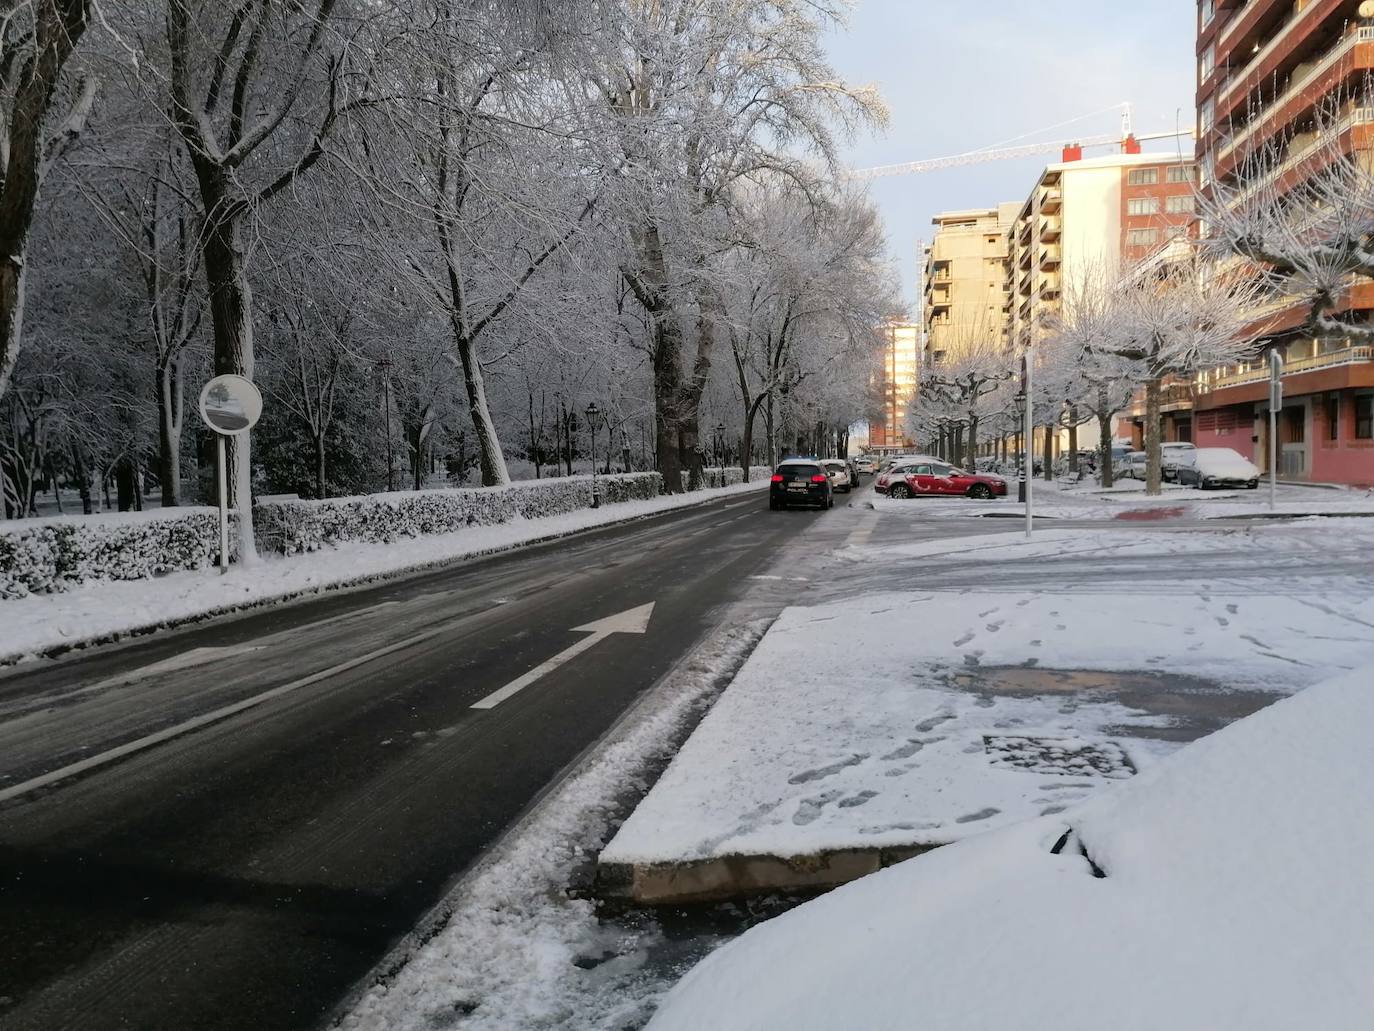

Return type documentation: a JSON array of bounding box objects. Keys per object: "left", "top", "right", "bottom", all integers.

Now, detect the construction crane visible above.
[{"left": 846, "top": 102, "right": 1195, "bottom": 181}]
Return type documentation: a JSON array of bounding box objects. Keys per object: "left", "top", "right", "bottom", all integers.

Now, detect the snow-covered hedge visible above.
[
  {"left": 254, "top": 472, "right": 664, "bottom": 555},
  {"left": 682, "top": 466, "right": 773, "bottom": 490},
  {"left": 0, "top": 507, "right": 228, "bottom": 599}
]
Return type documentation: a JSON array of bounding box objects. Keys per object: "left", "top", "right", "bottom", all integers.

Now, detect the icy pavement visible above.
[
  {"left": 0, "top": 481, "right": 765, "bottom": 664},
  {"left": 600, "top": 577, "right": 1374, "bottom": 867}
]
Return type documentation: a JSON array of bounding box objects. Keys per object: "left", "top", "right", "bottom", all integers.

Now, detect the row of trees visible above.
[{"left": 0, "top": 1, "right": 901, "bottom": 554}]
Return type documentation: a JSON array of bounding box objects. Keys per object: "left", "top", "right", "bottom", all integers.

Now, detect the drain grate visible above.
[{"left": 983, "top": 735, "right": 1136, "bottom": 779}]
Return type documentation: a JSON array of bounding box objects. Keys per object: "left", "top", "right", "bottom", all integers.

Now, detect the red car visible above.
[{"left": 887, "top": 461, "right": 1007, "bottom": 500}]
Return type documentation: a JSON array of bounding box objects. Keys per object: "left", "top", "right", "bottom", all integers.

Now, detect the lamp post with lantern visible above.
[{"left": 585, "top": 401, "right": 601, "bottom": 508}]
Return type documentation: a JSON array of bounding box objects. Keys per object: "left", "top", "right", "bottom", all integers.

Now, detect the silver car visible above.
[{"left": 821, "top": 459, "right": 853, "bottom": 493}]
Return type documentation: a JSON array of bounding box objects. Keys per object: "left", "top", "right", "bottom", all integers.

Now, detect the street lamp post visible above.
[
  {"left": 1013, "top": 390, "right": 1027, "bottom": 504},
  {"left": 715, "top": 422, "right": 726, "bottom": 486},
  {"left": 585, "top": 402, "right": 601, "bottom": 508}
]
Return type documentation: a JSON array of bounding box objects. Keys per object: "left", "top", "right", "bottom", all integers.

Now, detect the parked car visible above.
[
  {"left": 874, "top": 456, "right": 943, "bottom": 494},
  {"left": 1161, "top": 441, "right": 1197, "bottom": 482},
  {"left": 1120, "top": 451, "right": 1147, "bottom": 480},
  {"left": 1175, "top": 447, "right": 1261, "bottom": 490},
  {"left": 846, "top": 458, "right": 862, "bottom": 484},
  {"left": 769, "top": 459, "right": 834, "bottom": 510},
  {"left": 887, "top": 462, "right": 1008, "bottom": 500},
  {"left": 854, "top": 456, "right": 877, "bottom": 474},
  {"left": 821, "top": 459, "right": 853, "bottom": 493}
]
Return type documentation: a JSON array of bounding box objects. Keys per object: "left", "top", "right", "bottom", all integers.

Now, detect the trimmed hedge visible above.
[
  {"left": 1, "top": 469, "right": 774, "bottom": 595},
  {"left": 682, "top": 466, "right": 773, "bottom": 490},
  {"left": 0, "top": 508, "right": 228, "bottom": 599},
  {"left": 253, "top": 472, "right": 664, "bottom": 555}
]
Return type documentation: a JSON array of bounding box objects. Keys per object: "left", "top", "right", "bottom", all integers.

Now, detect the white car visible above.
[
  {"left": 1120, "top": 451, "right": 1147, "bottom": 480},
  {"left": 820, "top": 459, "right": 852, "bottom": 493},
  {"left": 853, "top": 456, "right": 876, "bottom": 474},
  {"left": 1175, "top": 447, "right": 1261, "bottom": 490},
  {"left": 1160, "top": 441, "right": 1197, "bottom": 482}
]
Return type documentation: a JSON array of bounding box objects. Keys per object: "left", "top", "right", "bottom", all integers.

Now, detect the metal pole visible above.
[
  {"left": 590, "top": 418, "right": 599, "bottom": 508},
  {"left": 382, "top": 363, "right": 394, "bottom": 492},
  {"left": 1024, "top": 347, "right": 1034, "bottom": 539},
  {"left": 1269, "top": 351, "right": 1283, "bottom": 511},
  {"left": 216, "top": 434, "right": 229, "bottom": 573}
]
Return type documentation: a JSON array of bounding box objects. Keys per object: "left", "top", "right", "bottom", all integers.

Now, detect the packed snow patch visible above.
[{"left": 647, "top": 660, "right": 1374, "bottom": 1031}]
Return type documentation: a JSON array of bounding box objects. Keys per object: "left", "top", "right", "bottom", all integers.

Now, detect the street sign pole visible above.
[
  {"left": 216, "top": 434, "right": 229, "bottom": 573},
  {"left": 1024, "top": 347, "right": 1034, "bottom": 540},
  {"left": 1269, "top": 351, "right": 1283, "bottom": 512}
]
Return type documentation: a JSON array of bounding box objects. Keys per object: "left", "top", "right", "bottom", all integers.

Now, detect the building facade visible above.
[
  {"left": 1193, "top": 0, "right": 1374, "bottom": 485},
  {"left": 921, "top": 204, "right": 1020, "bottom": 365},
  {"left": 869, "top": 322, "right": 920, "bottom": 451},
  {"left": 1005, "top": 147, "right": 1199, "bottom": 451}
]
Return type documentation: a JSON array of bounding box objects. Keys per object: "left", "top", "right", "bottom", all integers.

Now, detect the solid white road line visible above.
[
  {"left": 0, "top": 623, "right": 450, "bottom": 805},
  {"left": 471, "top": 602, "right": 655, "bottom": 710}
]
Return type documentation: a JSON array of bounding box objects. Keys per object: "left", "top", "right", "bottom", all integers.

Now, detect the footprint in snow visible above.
[
  {"left": 963, "top": 741, "right": 985, "bottom": 753},
  {"left": 1029, "top": 639, "right": 1042, "bottom": 647},
  {"left": 978, "top": 607, "right": 1000, "bottom": 618},
  {"left": 972, "top": 696, "right": 995, "bottom": 709},
  {"left": 915, "top": 713, "right": 957, "bottom": 733},
  {"left": 1040, "top": 805, "right": 1068, "bottom": 816},
  {"left": 1215, "top": 616, "right": 1230, "bottom": 627},
  {"left": 881, "top": 739, "right": 925, "bottom": 761},
  {"left": 953, "top": 631, "right": 975, "bottom": 647},
  {"left": 963, "top": 653, "right": 982, "bottom": 667},
  {"left": 1226, "top": 603, "right": 1239, "bottom": 615},
  {"left": 955, "top": 807, "right": 1001, "bottom": 824},
  {"left": 985, "top": 620, "right": 1004, "bottom": 633},
  {"left": 838, "top": 791, "right": 879, "bottom": 809},
  {"left": 793, "top": 790, "right": 843, "bottom": 825},
  {"left": 788, "top": 753, "right": 868, "bottom": 785}
]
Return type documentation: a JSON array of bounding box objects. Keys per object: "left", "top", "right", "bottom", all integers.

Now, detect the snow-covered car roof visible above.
[{"left": 648, "top": 662, "right": 1374, "bottom": 1031}]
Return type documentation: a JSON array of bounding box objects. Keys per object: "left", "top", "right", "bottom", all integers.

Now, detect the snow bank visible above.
[{"left": 648, "top": 661, "right": 1374, "bottom": 1031}]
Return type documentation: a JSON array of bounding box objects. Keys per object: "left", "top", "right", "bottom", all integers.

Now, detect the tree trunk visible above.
[
  {"left": 0, "top": 0, "right": 91, "bottom": 404},
  {"left": 1098, "top": 409, "right": 1114, "bottom": 488},
  {"left": 314, "top": 432, "right": 327, "bottom": 499},
  {"left": 1067, "top": 407, "right": 1079, "bottom": 474},
  {"left": 72, "top": 441, "right": 91, "bottom": 514},
  {"left": 116, "top": 456, "right": 137, "bottom": 511},
  {"left": 157, "top": 358, "right": 184, "bottom": 507},
  {"left": 1042, "top": 424, "right": 1054, "bottom": 481},
  {"left": 968, "top": 416, "right": 979, "bottom": 470},
  {"left": 653, "top": 318, "right": 686, "bottom": 493},
  {"left": 453, "top": 331, "right": 510, "bottom": 487},
  {"left": 1144, "top": 375, "right": 1163, "bottom": 496},
  {"left": 199, "top": 189, "right": 258, "bottom": 563}
]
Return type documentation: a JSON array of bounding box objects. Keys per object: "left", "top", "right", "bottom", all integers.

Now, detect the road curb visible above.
[{"left": 0, "top": 485, "right": 766, "bottom": 669}]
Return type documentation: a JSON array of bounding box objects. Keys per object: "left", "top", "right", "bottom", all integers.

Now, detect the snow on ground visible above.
[
  {"left": 337, "top": 619, "right": 773, "bottom": 1031},
  {"left": 602, "top": 536, "right": 1374, "bottom": 866},
  {"left": 867, "top": 478, "right": 1374, "bottom": 521},
  {"left": 647, "top": 660, "right": 1374, "bottom": 1031},
  {"left": 0, "top": 481, "right": 764, "bottom": 665}
]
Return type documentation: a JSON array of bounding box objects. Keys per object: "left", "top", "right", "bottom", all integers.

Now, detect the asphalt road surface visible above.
[{"left": 0, "top": 488, "right": 850, "bottom": 1031}]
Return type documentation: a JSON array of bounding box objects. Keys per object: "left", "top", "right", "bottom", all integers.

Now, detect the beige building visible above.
[
  {"left": 1006, "top": 147, "right": 1197, "bottom": 353},
  {"left": 871, "top": 321, "right": 920, "bottom": 451},
  {"left": 921, "top": 204, "right": 1020, "bottom": 365}
]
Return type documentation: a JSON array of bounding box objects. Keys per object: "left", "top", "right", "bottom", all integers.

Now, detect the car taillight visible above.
[
  {"left": 770, "top": 474, "right": 784, "bottom": 483},
  {"left": 811, "top": 474, "right": 828, "bottom": 483}
]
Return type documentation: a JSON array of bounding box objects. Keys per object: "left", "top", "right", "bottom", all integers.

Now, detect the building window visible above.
[
  {"left": 1200, "top": 44, "right": 1214, "bottom": 80},
  {"left": 1326, "top": 395, "right": 1340, "bottom": 441},
  {"left": 1168, "top": 165, "right": 1196, "bottom": 183},
  {"left": 1201, "top": 0, "right": 1214, "bottom": 26},
  {"left": 1128, "top": 197, "right": 1161, "bottom": 215},
  {"left": 1126, "top": 228, "right": 1160, "bottom": 247},
  {"left": 1357, "top": 395, "right": 1374, "bottom": 439},
  {"left": 1127, "top": 168, "right": 1159, "bottom": 186},
  {"left": 1200, "top": 97, "right": 1215, "bottom": 134},
  {"left": 1167, "top": 195, "right": 1196, "bottom": 214}
]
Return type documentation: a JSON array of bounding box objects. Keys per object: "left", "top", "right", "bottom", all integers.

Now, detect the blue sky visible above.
[{"left": 823, "top": 1, "right": 1198, "bottom": 308}]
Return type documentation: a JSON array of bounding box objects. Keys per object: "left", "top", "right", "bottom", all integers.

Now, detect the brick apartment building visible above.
[
  {"left": 869, "top": 321, "right": 920, "bottom": 451},
  {"left": 1193, "top": 0, "right": 1374, "bottom": 485}
]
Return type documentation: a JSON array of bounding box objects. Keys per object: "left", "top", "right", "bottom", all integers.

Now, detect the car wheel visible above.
[
  {"left": 827, "top": 497, "right": 834, "bottom": 509},
  {"left": 889, "top": 484, "right": 911, "bottom": 499},
  {"left": 769, "top": 499, "right": 780, "bottom": 510},
  {"left": 967, "top": 483, "right": 993, "bottom": 500}
]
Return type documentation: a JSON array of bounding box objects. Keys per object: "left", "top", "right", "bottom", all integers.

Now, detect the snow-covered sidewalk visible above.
[
  {"left": 601, "top": 527, "right": 1374, "bottom": 883},
  {"left": 868, "top": 477, "right": 1374, "bottom": 521},
  {"left": 0, "top": 481, "right": 765, "bottom": 665}
]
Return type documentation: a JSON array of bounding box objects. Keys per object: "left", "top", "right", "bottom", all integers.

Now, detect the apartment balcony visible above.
[
  {"left": 1040, "top": 216, "right": 1062, "bottom": 240},
  {"left": 1018, "top": 246, "right": 1033, "bottom": 271},
  {"left": 1200, "top": 344, "right": 1374, "bottom": 391},
  {"left": 1039, "top": 189, "right": 1062, "bottom": 214},
  {"left": 1215, "top": 0, "right": 1341, "bottom": 120},
  {"left": 1217, "top": 27, "right": 1374, "bottom": 169},
  {"left": 1037, "top": 274, "right": 1061, "bottom": 299},
  {"left": 1227, "top": 105, "right": 1374, "bottom": 207},
  {"left": 1038, "top": 244, "right": 1061, "bottom": 270},
  {"left": 928, "top": 290, "right": 952, "bottom": 311}
]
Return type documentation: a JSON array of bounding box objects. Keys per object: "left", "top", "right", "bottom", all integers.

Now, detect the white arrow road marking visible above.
[{"left": 470, "top": 602, "right": 656, "bottom": 710}]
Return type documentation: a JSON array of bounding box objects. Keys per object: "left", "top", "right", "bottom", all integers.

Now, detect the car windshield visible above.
[{"left": 779, "top": 464, "right": 821, "bottom": 478}]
